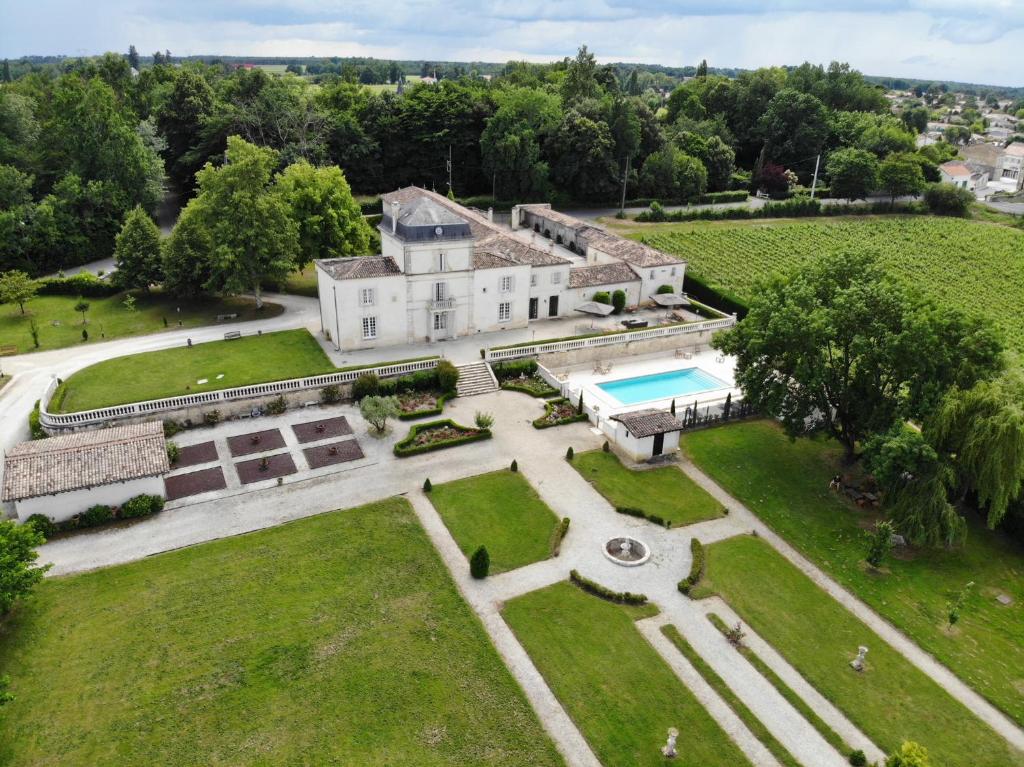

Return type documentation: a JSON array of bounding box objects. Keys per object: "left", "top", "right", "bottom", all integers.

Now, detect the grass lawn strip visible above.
[
  {"left": 0, "top": 498, "right": 564, "bottom": 767},
  {"left": 503, "top": 581, "right": 753, "bottom": 767},
  {"left": 705, "top": 612, "right": 852, "bottom": 757},
  {"left": 572, "top": 449, "right": 724, "bottom": 527},
  {"left": 429, "top": 470, "right": 560, "bottom": 574},
  {"left": 0, "top": 291, "right": 282, "bottom": 353},
  {"left": 681, "top": 420, "right": 1024, "bottom": 727},
  {"left": 694, "top": 535, "right": 1024, "bottom": 767},
  {"left": 54, "top": 329, "right": 336, "bottom": 412},
  {"left": 660, "top": 625, "right": 801, "bottom": 767}
]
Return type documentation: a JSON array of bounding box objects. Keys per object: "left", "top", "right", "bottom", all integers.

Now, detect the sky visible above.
[{"left": 2, "top": 0, "right": 1022, "bottom": 87}]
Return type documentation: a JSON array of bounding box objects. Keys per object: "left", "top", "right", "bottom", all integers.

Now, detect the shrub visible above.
[
  {"left": 25, "top": 514, "right": 56, "bottom": 539},
  {"left": 28, "top": 400, "right": 45, "bottom": 439},
  {"left": 646, "top": 200, "right": 667, "bottom": 222},
  {"left": 566, "top": 446, "right": 574, "bottom": 461},
  {"left": 352, "top": 372, "right": 380, "bottom": 401},
  {"left": 923, "top": 182, "right": 973, "bottom": 217},
  {"left": 656, "top": 284, "right": 675, "bottom": 294},
  {"left": 266, "top": 395, "right": 287, "bottom": 415},
  {"left": 470, "top": 546, "right": 490, "bottom": 579},
  {"left": 423, "top": 478, "right": 432, "bottom": 492},
  {"left": 203, "top": 409, "right": 221, "bottom": 426},
  {"left": 534, "top": 399, "right": 590, "bottom": 429},
  {"left": 81, "top": 504, "right": 113, "bottom": 527},
  {"left": 166, "top": 442, "right": 180, "bottom": 465},
  {"left": 849, "top": 750, "right": 867, "bottom": 767},
  {"left": 678, "top": 539, "right": 706, "bottom": 594},
  {"left": 474, "top": 411, "right": 495, "bottom": 429},
  {"left": 163, "top": 419, "right": 183, "bottom": 437},
  {"left": 611, "top": 289, "right": 626, "bottom": 314},
  {"left": 121, "top": 494, "right": 164, "bottom": 519},
  {"left": 569, "top": 569, "right": 647, "bottom": 605},
  {"left": 592, "top": 291, "right": 611, "bottom": 305},
  {"left": 35, "top": 273, "right": 119, "bottom": 297},
  {"left": 492, "top": 359, "right": 538, "bottom": 381},
  {"left": 616, "top": 506, "right": 669, "bottom": 527},
  {"left": 865, "top": 520, "right": 895, "bottom": 568},
  {"left": 360, "top": 395, "right": 402, "bottom": 433},
  {"left": 435, "top": 360, "right": 459, "bottom": 392},
  {"left": 320, "top": 384, "right": 341, "bottom": 404},
  {"left": 549, "top": 517, "right": 571, "bottom": 557},
  {"left": 393, "top": 419, "right": 492, "bottom": 457},
  {"left": 510, "top": 459, "right": 518, "bottom": 472},
  {"left": 602, "top": 440, "right": 610, "bottom": 452}
]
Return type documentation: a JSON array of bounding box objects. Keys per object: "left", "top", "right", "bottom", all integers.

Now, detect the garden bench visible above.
[
  {"left": 216, "top": 313, "right": 239, "bottom": 321},
  {"left": 0, "top": 344, "right": 17, "bottom": 356},
  {"left": 224, "top": 331, "right": 242, "bottom": 341}
]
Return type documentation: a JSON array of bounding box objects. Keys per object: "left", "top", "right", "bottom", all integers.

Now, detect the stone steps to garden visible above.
[{"left": 456, "top": 361, "right": 499, "bottom": 397}]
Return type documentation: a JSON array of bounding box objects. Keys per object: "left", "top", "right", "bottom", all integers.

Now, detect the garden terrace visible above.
[
  {"left": 428, "top": 470, "right": 561, "bottom": 574},
  {"left": 227, "top": 428, "right": 286, "bottom": 457},
  {"left": 234, "top": 452, "right": 297, "bottom": 484},
  {"left": 532, "top": 398, "right": 588, "bottom": 429},
  {"left": 393, "top": 419, "right": 491, "bottom": 457},
  {"left": 0, "top": 499, "right": 563, "bottom": 765},
  {"left": 170, "top": 441, "right": 218, "bottom": 468},
  {"left": 164, "top": 467, "right": 227, "bottom": 501},
  {"left": 681, "top": 419, "right": 1024, "bottom": 726},
  {"left": 302, "top": 440, "right": 364, "bottom": 469},
  {"left": 291, "top": 416, "right": 353, "bottom": 443}
]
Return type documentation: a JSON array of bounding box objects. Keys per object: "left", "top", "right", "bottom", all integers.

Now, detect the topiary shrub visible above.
[
  {"left": 81, "top": 504, "right": 113, "bottom": 527},
  {"left": 510, "top": 459, "right": 518, "bottom": 472},
  {"left": 849, "top": 750, "right": 867, "bottom": 767},
  {"left": 25, "top": 514, "right": 56, "bottom": 539},
  {"left": 352, "top": 372, "right": 380, "bottom": 401},
  {"left": 678, "top": 539, "right": 706, "bottom": 594},
  {"left": 423, "top": 478, "right": 432, "bottom": 492},
  {"left": 435, "top": 360, "right": 459, "bottom": 393},
  {"left": 549, "top": 517, "right": 570, "bottom": 557},
  {"left": 569, "top": 569, "right": 647, "bottom": 605},
  {"left": 470, "top": 546, "right": 490, "bottom": 579},
  {"left": 320, "top": 384, "right": 341, "bottom": 404},
  {"left": 602, "top": 440, "right": 610, "bottom": 452},
  {"left": 611, "top": 289, "right": 626, "bottom": 314},
  {"left": 656, "top": 284, "right": 675, "bottom": 294},
  {"left": 592, "top": 291, "right": 611, "bottom": 305},
  {"left": 566, "top": 446, "right": 574, "bottom": 461}
]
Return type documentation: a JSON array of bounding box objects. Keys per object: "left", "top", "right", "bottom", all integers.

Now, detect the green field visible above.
[
  {"left": 626, "top": 217, "right": 1024, "bottom": 351},
  {"left": 693, "top": 535, "right": 1023, "bottom": 767},
  {"left": 682, "top": 420, "right": 1024, "bottom": 726},
  {"left": 0, "top": 498, "right": 564, "bottom": 766},
  {"left": 54, "top": 328, "right": 335, "bottom": 412},
  {"left": 0, "top": 291, "right": 282, "bottom": 354},
  {"left": 428, "top": 470, "right": 560, "bottom": 574},
  {"left": 503, "top": 582, "right": 752, "bottom": 767},
  {"left": 572, "top": 450, "right": 725, "bottom": 527}
]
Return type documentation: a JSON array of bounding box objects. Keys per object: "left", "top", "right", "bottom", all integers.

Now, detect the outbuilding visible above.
[
  {"left": 2, "top": 422, "right": 169, "bottom": 523},
  {"left": 610, "top": 409, "right": 686, "bottom": 461}
]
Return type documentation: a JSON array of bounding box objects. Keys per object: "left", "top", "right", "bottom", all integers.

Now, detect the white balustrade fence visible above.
[
  {"left": 40, "top": 358, "right": 441, "bottom": 431},
  {"left": 483, "top": 316, "right": 736, "bottom": 362}
]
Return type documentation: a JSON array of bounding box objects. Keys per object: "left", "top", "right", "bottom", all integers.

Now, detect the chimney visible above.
[
  {"left": 390, "top": 201, "right": 400, "bottom": 234},
  {"left": 487, "top": 207, "right": 493, "bottom": 222}
]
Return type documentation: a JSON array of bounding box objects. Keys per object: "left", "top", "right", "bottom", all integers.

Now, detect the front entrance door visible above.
[
  {"left": 652, "top": 433, "right": 665, "bottom": 456},
  {"left": 529, "top": 297, "right": 539, "bottom": 319},
  {"left": 548, "top": 296, "right": 559, "bottom": 317}
]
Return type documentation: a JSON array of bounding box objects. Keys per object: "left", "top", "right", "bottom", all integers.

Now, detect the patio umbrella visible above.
[
  {"left": 650, "top": 293, "right": 692, "bottom": 307},
  {"left": 575, "top": 301, "right": 616, "bottom": 316}
]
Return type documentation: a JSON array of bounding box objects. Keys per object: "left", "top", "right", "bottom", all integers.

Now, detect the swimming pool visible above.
[{"left": 596, "top": 367, "right": 729, "bottom": 405}]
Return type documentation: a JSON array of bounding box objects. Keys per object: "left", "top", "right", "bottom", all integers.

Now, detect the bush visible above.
[
  {"left": 28, "top": 400, "right": 45, "bottom": 439},
  {"left": 25, "top": 514, "right": 56, "bottom": 539},
  {"left": 923, "top": 182, "right": 973, "bottom": 216},
  {"left": 678, "top": 538, "right": 706, "bottom": 594},
  {"left": 320, "top": 384, "right": 341, "bottom": 404},
  {"left": 592, "top": 291, "right": 611, "bottom": 305},
  {"left": 565, "top": 446, "right": 574, "bottom": 461},
  {"left": 166, "top": 442, "right": 180, "bottom": 464},
  {"left": 474, "top": 411, "right": 495, "bottom": 429},
  {"left": 569, "top": 569, "right": 647, "bottom": 605},
  {"left": 470, "top": 546, "right": 490, "bottom": 579},
  {"left": 203, "top": 409, "right": 221, "bottom": 426},
  {"left": 656, "top": 284, "right": 675, "bottom": 294},
  {"left": 646, "top": 200, "right": 667, "bottom": 222},
  {"left": 121, "top": 494, "right": 164, "bottom": 519},
  {"left": 352, "top": 372, "right": 380, "bottom": 401},
  {"left": 549, "top": 517, "right": 571, "bottom": 557},
  {"left": 265, "top": 395, "right": 287, "bottom": 415},
  {"left": 492, "top": 359, "right": 538, "bottom": 381},
  {"left": 616, "top": 506, "right": 669, "bottom": 527},
  {"left": 435, "top": 360, "right": 459, "bottom": 393},
  {"left": 35, "top": 273, "right": 119, "bottom": 297},
  {"left": 510, "top": 459, "right": 518, "bottom": 472},
  {"left": 611, "top": 289, "right": 626, "bottom": 314},
  {"left": 849, "top": 750, "right": 867, "bottom": 767},
  {"left": 163, "top": 419, "right": 184, "bottom": 438},
  {"left": 698, "top": 190, "right": 749, "bottom": 204},
  {"left": 603, "top": 440, "right": 610, "bottom": 452},
  {"left": 81, "top": 504, "right": 113, "bottom": 527},
  {"left": 423, "top": 478, "right": 432, "bottom": 492}
]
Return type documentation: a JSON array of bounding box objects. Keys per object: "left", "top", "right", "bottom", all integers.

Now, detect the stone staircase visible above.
[{"left": 456, "top": 361, "right": 499, "bottom": 397}]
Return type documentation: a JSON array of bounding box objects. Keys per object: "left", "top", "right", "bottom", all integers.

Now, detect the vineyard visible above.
[{"left": 637, "top": 217, "right": 1024, "bottom": 352}]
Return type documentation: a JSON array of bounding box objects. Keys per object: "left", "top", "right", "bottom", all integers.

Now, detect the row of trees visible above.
[{"left": 717, "top": 251, "right": 1022, "bottom": 547}]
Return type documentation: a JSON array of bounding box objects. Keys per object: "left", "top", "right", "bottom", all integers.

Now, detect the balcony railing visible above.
[{"left": 430, "top": 297, "right": 457, "bottom": 310}]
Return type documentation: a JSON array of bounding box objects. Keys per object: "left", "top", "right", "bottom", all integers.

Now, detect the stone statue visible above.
[
  {"left": 850, "top": 645, "right": 868, "bottom": 671},
  {"left": 662, "top": 727, "right": 679, "bottom": 758}
]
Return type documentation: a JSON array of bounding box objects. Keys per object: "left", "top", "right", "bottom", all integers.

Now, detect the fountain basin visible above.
[{"left": 603, "top": 536, "right": 650, "bottom": 567}]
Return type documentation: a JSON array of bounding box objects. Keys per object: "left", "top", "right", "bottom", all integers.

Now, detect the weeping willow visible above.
[
  {"left": 928, "top": 371, "right": 1024, "bottom": 529},
  {"left": 886, "top": 463, "right": 965, "bottom": 547}
]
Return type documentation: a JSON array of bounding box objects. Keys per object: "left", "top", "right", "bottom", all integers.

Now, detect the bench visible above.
[
  {"left": 224, "top": 331, "right": 242, "bottom": 341},
  {"left": 216, "top": 313, "right": 239, "bottom": 321},
  {"left": 0, "top": 344, "right": 17, "bottom": 356}
]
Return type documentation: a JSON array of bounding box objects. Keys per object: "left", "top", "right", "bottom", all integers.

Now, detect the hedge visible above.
[
  {"left": 35, "top": 273, "right": 120, "bottom": 297},
  {"left": 532, "top": 398, "right": 590, "bottom": 429},
  {"left": 635, "top": 197, "right": 927, "bottom": 223},
  {"left": 28, "top": 400, "right": 45, "bottom": 439},
  {"left": 501, "top": 379, "right": 560, "bottom": 398},
  {"left": 397, "top": 391, "right": 456, "bottom": 420},
  {"left": 682, "top": 273, "right": 750, "bottom": 319},
  {"left": 393, "top": 419, "right": 492, "bottom": 457},
  {"left": 492, "top": 359, "right": 538, "bottom": 380},
  {"left": 616, "top": 506, "right": 670, "bottom": 528},
  {"left": 569, "top": 569, "right": 648, "bottom": 605},
  {"left": 41, "top": 493, "right": 166, "bottom": 535},
  {"left": 678, "top": 538, "right": 706, "bottom": 595},
  {"left": 549, "top": 517, "right": 571, "bottom": 557}
]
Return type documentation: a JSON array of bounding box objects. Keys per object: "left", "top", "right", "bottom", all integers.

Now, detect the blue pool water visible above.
[{"left": 596, "top": 367, "right": 729, "bottom": 405}]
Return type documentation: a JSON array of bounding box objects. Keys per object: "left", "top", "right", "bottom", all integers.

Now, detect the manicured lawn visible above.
[
  {"left": 429, "top": 470, "right": 560, "bottom": 574},
  {"left": 0, "top": 498, "right": 564, "bottom": 767},
  {"left": 0, "top": 290, "right": 282, "bottom": 354},
  {"left": 693, "top": 535, "right": 1023, "bottom": 767},
  {"left": 572, "top": 450, "right": 724, "bottom": 527},
  {"left": 682, "top": 420, "right": 1024, "bottom": 726},
  {"left": 54, "top": 329, "right": 336, "bottom": 412},
  {"left": 504, "top": 581, "right": 751, "bottom": 767}
]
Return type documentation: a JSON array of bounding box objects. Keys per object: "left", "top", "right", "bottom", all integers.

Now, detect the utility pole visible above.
[
  {"left": 619, "top": 154, "right": 631, "bottom": 214},
  {"left": 809, "top": 154, "right": 821, "bottom": 199},
  {"left": 446, "top": 144, "right": 453, "bottom": 196}
]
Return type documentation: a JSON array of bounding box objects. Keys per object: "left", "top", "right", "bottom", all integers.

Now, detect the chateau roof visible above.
[
  {"left": 569, "top": 262, "right": 639, "bottom": 288},
  {"left": 2, "top": 422, "right": 169, "bottom": 502},
  {"left": 317, "top": 256, "right": 402, "bottom": 280}
]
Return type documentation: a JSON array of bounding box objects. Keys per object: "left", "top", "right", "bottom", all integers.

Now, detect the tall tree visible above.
[
  {"left": 127, "top": 45, "right": 140, "bottom": 70},
  {"left": 113, "top": 206, "right": 163, "bottom": 290},
  {"left": 0, "top": 519, "right": 49, "bottom": 616},
  {"left": 826, "top": 148, "right": 879, "bottom": 201},
  {"left": 480, "top": 87, "right": 560, "bottom": 200},
  {"left": 561, "top": 45, "right": 600, "bottom": 103},
  {"left": 878, "top": 153, "right": 925, "bottom": 206},
  {"left": 546, "top": 109, "right": 619, "bottom": 201},
  {"left": 758, "top": 88, "right": 829, "bottom": 170}
]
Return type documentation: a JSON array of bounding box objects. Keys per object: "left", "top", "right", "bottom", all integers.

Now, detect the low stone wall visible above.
[{"left": 537, "top": 329, "right": 718, "bottom": 369}]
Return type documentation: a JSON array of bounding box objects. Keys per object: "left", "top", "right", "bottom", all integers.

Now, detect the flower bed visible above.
[
  {"left": 396, "top": 390, "right": 455, "bottom": 420},
  {"left": 533, "top": 398, "right": 589, "bottom": 429},
  {"left": 393, "top": 419, "right": 492, "bottom": 457},
  {"left": 500, "top": 373, "right": 559, "bottom": 398}
]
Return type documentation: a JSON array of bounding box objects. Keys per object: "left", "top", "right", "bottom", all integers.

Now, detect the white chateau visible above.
[{"left": 315, "top": 187, "right": 686, "bottom": 351}]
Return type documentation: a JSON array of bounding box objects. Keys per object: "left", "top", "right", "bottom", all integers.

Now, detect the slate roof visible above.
[
  {"left": 317, "top": 256, "right": 402, "bottom": 280},
  {"left": 569, "top": 262, "right": 639, "bottom": 288},
  {"left": 2, "top": 422, "right": 170, "bottom": 502},
  {"left": 611, "top": 409, "right": 685, "bottom": 438},
  {"left": 395, "top": 196, "right": 467, "bottom": 226}
]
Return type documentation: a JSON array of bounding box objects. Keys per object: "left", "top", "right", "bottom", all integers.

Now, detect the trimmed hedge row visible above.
[
  {"left": 532, "top": 398, "right": 590, "bottom": 429},
  {"left": 25, "top": 493, "right": 165, "bottom": 537},
  {"left": 683, "top": 273, "right": 750, "bottom": 319},
  {"left": 397, "top": 391, "right": 456, "bottom": 420},
  {"left": 28, "top": 400, "right": 45, "bottom": 439},
  {"left": 35, "top": 273, "right": 120, "bottom": 297},
  {"left": 616, "top": 506, "right": 671, "bottom": 528},
  {"left": 678, "top": 538, "right": 706, "bottom": 595},
  {"left": 569, "top": 569, "right": 648, "bottom": 605},
  {"left": 393, "top": 419, "right": 492, "bottom": 457},
  {"left": 549, "top": 517, "right": 571, "bottom": 557},
  {"left": 636, "top": 196, "right": 928, "bottom": 223},
  {"left": 491, "top": 358, "right": 538, "bottom": 380},
  {"left": 501, "top": 379, "right": 560, "bottom": 398}
]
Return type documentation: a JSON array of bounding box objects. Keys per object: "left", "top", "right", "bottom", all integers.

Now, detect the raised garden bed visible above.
[
  {"left": 500, "top": 374, "right": 559, "bottom": 398},
  {"left": 227, "top": 429, "right": 286, "bottom": 457},
  {"left": 164, "top": 466, "right": 228, "bottom": 500},
  {"left": 291, "top": 416, "right": 353, "bottom": 443},
  {"left": 235, "top": 452, "right": 297, "bottom": 484},
  {"left": 397, "top": 390, "right": 455, "bottom": 420},
  {"left": 171, "top": 441, "right": 218, "bottom": 468},
  {"left": 533, "top": 398, "right": 589, "bottom": 429},
  {"left": 303, "top": 439, "right": 365, "bottom": 469},
  {"left": 394, "top": 419, "right": 491, "bottom": 457}
]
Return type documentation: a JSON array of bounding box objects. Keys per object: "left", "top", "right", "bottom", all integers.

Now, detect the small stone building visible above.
[
  {"left": 2, "top": 422, "right": 169, "bottom": 523},
  {"left": 610, "top": 410, "right": 686, "bottom": 461}
]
